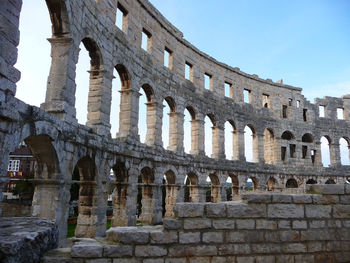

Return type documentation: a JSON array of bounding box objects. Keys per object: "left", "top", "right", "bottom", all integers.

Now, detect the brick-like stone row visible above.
[{"left": 43, "top": 185, "right": 350, "bottom": 262}]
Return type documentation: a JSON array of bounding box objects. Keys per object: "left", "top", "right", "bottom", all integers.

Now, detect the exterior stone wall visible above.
[
  {"left": 0, "top": 0, "right": 349, "bottom": 243},
  {"left": 0, "top": 202, "right": 31, "bottom": 217},
  {"left": 43, "top": 185, "right": 350, "bottom": 263}
]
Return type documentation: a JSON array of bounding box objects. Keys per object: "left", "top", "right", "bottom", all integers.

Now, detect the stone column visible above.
[
  {"left": 232, "top": 130, "right": 239, "bottom": 160},
  {"left": 86, "top": 69, "right": 113, "bottom": 136},
  {"left": 197, "top": 184, "right": 207, "bottom": 203},
  {"left": 111, "top": 181, "right": 129, "bottom": 226},
  {"left": 164, "top": 183, "right": 178, "bottom": 217},
  {"left": 168, "top": 111, "right": 184, "bottom": 153},
  {"left": 330, "top": 142, "right": 341, "bottom": 166},
  {"left": 145, "top": 101, "right": 163, "bottom": 147},
  {"left": 118, "top": 88, "right": 140, "bottom": 139},
  {"left": 257, "top": 133, "right": 265, "bottom": 163},
  {"left": 212, "top": 124, "right": 225, "bottom": 159},
  {"left": 190, "top": 117, "right": 205, "bottom": 156},
  {"left": 41, "top": 37, "right": 77, "bottom": 123},
  {"left": 237, "top": 130, "right": 246, "bottom": 161},
  {"left": 125, "top": 166, "right": 138, "bottom": 226},
  {"left": 314, "top": 141, "right": 322, "bottom": 166},
  {"left": 211, "top": 184, "right": 221, "bottom": 203}
]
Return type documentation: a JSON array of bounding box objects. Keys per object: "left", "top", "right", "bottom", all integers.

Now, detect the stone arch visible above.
[
  {"left": 320, "top": 136, "right": 332, "bottom": 167},
  {"left": 115, "top": 64, "right": 131, "bottom": 90},
  {"left": 264, "top": 128, "right": 277, "bottom": 164},
  {"left": 302, "top": 133, "right": 314, "bottom": 143},
  {"left": 184, "top": 105, "right": 197, "bottom": 154},
  {"left": 226, "top": 174, "right": 239, "bottom": 200},
  {"left": 184, "top": 171, "right": 199, "bottom": 202},
  {"left": 206, "top": 173, "right": 220, "bottom": 203},
  {"left": 281, "top": 130, "right": 294, "bottom": 140},
  {"left": 340, "top": 137, "right": 350, "bottom": 165},
  {"left": 137, "top": 166, "right": 155, "bottom": 224},
  {"left": 46, "top": 0, "right": 71, "bottom": 37},
  {"left": 281, "top": 130, "right": 296, "bottom": 163},
  {"left": 244, "top": 124, "right": 258, "bottom": 162},
  {"left": 306, "top": 178, "right": 317, "bottom": 184},
  {"left": 225, "top": 120, "right": 237, "bottom": 160},
  {"left": 286, "top": 178, "right": 298, "bottom": 188},
  {"left": 163, "top": 169, "right": 177, "bottom": 217},
  {"left": 72, "top": 156, "right": 98, "bottom": 238},
  {"left": 266, "top": 176, "right": 277, "bottom": 191},
  {"left": 162, "top": 96, "right": 177, "bottom": 150},
  {"left": 110, "top": 162, "right": 129, "bottom": 226},
  {"left": 325, "top": 179, "right": 336, "bottom": 184}
]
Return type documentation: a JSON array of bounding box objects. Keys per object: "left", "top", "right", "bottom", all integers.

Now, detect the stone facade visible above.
[
  {"left": 0, "top": 0, "right": 349, "bottom": 243},
  {"left": 43, "top": 185, "right": 350, "bottom": 262}
]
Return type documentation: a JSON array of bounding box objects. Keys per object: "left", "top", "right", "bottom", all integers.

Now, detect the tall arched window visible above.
[
  {"left": 244, "top": 125, "right": 256, "bottom": 162},
  {"left": 340, "top": 137, "right": 350, "bottom": 165},
  {"left": 184, "top": 106, "right": 196, "bottom": 154},
  {"left": 225, "top": 121, "right": 235, "bottom": 160},
  {"left": 320, "top": 136, "right": 331, "bottom": 167},
  {"left": 205, "top": 114, "right": 216, "bottom": 157},
  {"left": 162, "top": 97, "right": 176, "bottom": 150},
  {"left": 138, "top": 84, "right": 155, "bottom": 144},
  {"left": 264, "top": 128, "right": 276, "bottom": 164}
]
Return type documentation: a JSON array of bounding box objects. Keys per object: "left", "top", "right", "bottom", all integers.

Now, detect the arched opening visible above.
[
  {"left": 340, "top": 137, "right": 350, "bottom": 165},
  {"left": 162, "top": 170, "right": 177, "bottom": 217},
  {"left": 245, "top": 177, "right": 258, "bottom": 191},
  {"left": 286, "top": 178, "right": 298, "bottom": 188},
  {"left": 111, "top": 64, "right": 130, "bottom": 138},
  {"left": 306, "top": 179, "right": 317, "bottom": 184},
  {"left": 137, "top": 167, "right": 154, "bottom": 224},
  {"left": 244, "top": 125, "right": 257, "bottom": 162},
  {"left": 184, "top": 106, "right": 196, "bottom": 154},
  {"left": 226, "top": 174, "right": 239, "bottom": 201},
  {"left": 325, "top": 179, "right": 336, "bottom": 184},
  {"left": 184, "top": 172, "right": 198, "bottom": 202},
  {"left": 266, "top": 177, "right": 277, "bottom": 191},
  {"left": 281, "top": 130, "right": 295, "bottom": 162},
  {"left": 321, "top": 136, "right": 331, "bottom": 167},
  {"left": 16, "top": 2, "right": 52, "bottom": 106},
  {"left": 110, "top": 163, "right": 129, "bottom": 227},
  {"left": 225, "top": 120, "right": 236, "bottom": 160},
  {"left": 138, "top": 84, "right": 155, "bottom": 144},
  {"left": 206, "top": 173, "right": 220, "bottom": 203},
  {"left": 71, "top": 156, "right": 97, "bottom": 238},
  {"left": 264, "top": 129, "right": 276, "bottom": 164},
  {"left": 205, "top": 114, "right": 216, "bottom": 157},
  {"left": 302, "top": 133, "right": 314, "bottom": 143},
  {"left": 162, "top": 97, "right": 176, "bottom": 150}
]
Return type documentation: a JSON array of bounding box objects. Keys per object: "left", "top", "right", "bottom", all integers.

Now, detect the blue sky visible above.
[{"left": 14, "top": 0, "right": 350, "bottom": 165}]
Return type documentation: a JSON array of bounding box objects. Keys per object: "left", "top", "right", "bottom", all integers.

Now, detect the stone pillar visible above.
[
  {"left": 164, "top": 184, "right": 178, "bottom": 217},
  {"left": 232, "top": 130, "right": 239, "bottom": 160},
  {"left": 237, "top": 130, "right": 246, "bottom": 161},
  {"left": 168, "top": 111, "right": 184, "bottom": 153},
  {"left": 125, "top": 166, "right": 138, "bottom": 226},
  {"left": 111, "top": 181, "right": 129, "bottom": 226},
  {"left": 212, "top": 124, "right": 225, "bottom": 159},
  {"left": 118, "top": 88, "right": 139, "bottom": 139},
  {"left": 145, "top": 101, "right": 163, "bottom": 147},
  {"left": 190, "top": 117, "right": 205, "bottom": 156},
  {"left": 197, "top": 184, "right": 207, "bottom": 203},
  {"left": 41, "top": 37, "right": 77, "bottom": 123},
  {"left": 189, "top": 184, "right": 200, "bottom": 202},
  {"left": 86, "top": 69, "right": 113, "bottom": 136},
  {"left": 152, "top": 173, "right": 163, "bottom": 224},
  {"left": 140, "top": 184, "right": 155, "bottom": 225},
  {"left": 314, "top": 141, "right": 322, "bottom": 166},
  {"left": 211, "top": 184, "right": 221, "bottom": 203},
  {"left": 257, "top": 133, "right": 265, "bottom": 163},
  {"left": 330, "top": 142, "right": 341, "bottom": 166}
]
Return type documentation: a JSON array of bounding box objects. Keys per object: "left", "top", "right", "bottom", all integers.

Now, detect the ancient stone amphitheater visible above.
[{"left": 1, "top": 0, "right": 350, "bottom": 262}]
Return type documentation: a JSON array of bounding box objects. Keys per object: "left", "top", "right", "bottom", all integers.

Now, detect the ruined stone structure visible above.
[
  {"left": 0, "top": 0, "right": 350, "bottom": 244},
  {"left": 43, "top": 185, "right": 350, "bottom": 263}
]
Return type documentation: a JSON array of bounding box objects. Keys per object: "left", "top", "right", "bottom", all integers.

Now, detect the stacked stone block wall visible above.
[{"left": 43, "top": 185, "right": 350, "bottom": 263}]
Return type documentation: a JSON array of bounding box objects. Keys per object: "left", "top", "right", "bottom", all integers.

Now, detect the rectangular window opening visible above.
[
  {"left": 115, "top": 4, "right": 128, "bottom": 31},
  {"left": 164, "top": 47, "right": 172, "bottom": 69},
  {"left": 244, "top": 89, "right": 251, "bottom": 103},
  {"left": 281, "top": 147, "right": 287, "bottom": 162},
  {"left": 311, "top": 149, "right": 316, "bottom": 164},
  {"left": 225, "top": 82, "right": 232, "bottom": 98},
  {"left": 204, "top": 73, "right": 212, "bottom": 90},
  {"left": 185, "top": 62, "right": 192, "bottom": 81},
  {"left": 288, "top": 98, "right": 293, "bottom": 106},
  {"left": 282, "top": 105, "right": 288, "bottom": 118},
  {"left": 337, "top": 108, "right": 344, "bottom": 120},
  {"left": 319, "top": 105, "right": 325, "bottom": 118},
  {"left": 296, "top": 100, "right": 300, "bottom": 108},
  {"left": 290, "top": 144, "right": 296, "bottom": 158},
  {"left": 302, "top": 145, "right": 308, "bottom": 159},
  {"left": 303, "top": 109, "right": 308, "bottom": 122},
  {"left": 141, "top": 29, "right": 151, "bottom": 52},
  {"left": 262, "top": 94, "right": 270, "bottom": 108},
  {"left": 8, "top": 160, "right": 20, "bottom": 172}
]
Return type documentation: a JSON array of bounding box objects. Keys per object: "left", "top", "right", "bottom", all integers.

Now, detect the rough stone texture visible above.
[{"left": 0, "top": 217, "right": 58, "bottom": 263}]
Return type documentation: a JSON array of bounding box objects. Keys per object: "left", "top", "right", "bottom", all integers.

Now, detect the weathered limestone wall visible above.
[{"left": 43, "top": 185, "right": 350, "bottom": 263}]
